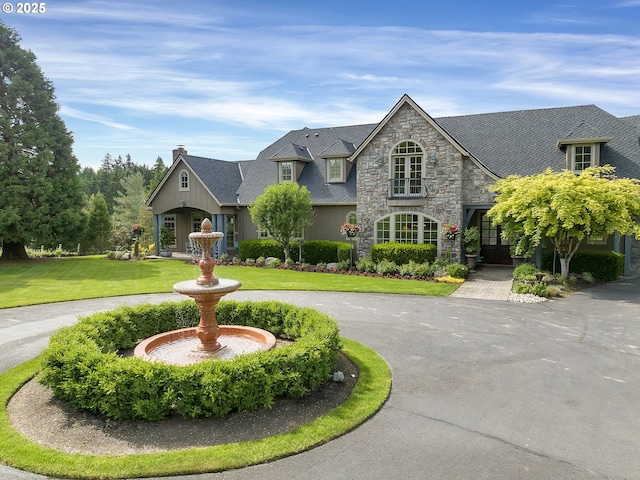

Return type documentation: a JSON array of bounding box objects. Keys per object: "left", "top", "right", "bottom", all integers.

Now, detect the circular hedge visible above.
[{"left": 39, "top": 300, "right": 341, "bottom": 421}]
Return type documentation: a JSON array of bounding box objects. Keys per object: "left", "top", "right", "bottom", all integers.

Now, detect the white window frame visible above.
[
  {"left": 279, "top": 161, "right": 292, "bottom": 182},
  {"left": 375, "top": 212, "right": 439, "bottom": 247},
  {"left": 327, "top": 158, "right": 344, "bottom": 183},
  {"left": 390, "top": 141, "right": 424, "bottom": 197},
  {"left": 346, "top": 211, "right": 357, "bottom": 225},
  {"left": 179, "top": 170, "right": 190, "bottom": 191}
]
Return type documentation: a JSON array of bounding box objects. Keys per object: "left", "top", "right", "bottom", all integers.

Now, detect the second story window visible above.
[
  {"left": 573, "top": 145, "right": 592, "bottom": 172},
  {"left": 390, "top": 141, "right": 425, "bottom": 197},
  {"left": 327, "top": 158, "right": 343, "bottom": 182},
  {"left": 280, "top": 162, "right": 292, "bottom": 182},
  {"left": 179, "top": 170, "right": 190, "bottom": 191}
]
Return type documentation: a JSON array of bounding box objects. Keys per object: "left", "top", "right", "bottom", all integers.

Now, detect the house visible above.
[{"left": 146, "top": 95, "right": 640, "bottom": 275}]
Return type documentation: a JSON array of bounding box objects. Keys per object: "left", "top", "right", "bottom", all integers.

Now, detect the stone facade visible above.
[{"left": 355, "top": 103, "right": 497, "bottom": 263}]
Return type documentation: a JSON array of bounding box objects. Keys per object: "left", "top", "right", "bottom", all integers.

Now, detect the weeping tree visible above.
[
  {"left": 488, "top": 166, "right": 640, "bottom": 277},
  {"left": 249, "top": 182, "right": 314, "bottom": 260},
  {"left": 0, "top": 22, "right": 85, "bottom": 260}
]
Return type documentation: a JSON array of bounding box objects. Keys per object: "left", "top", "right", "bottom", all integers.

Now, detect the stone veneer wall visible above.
[{"left": 356, "top": 103, "right": 496, "bottom": 263}]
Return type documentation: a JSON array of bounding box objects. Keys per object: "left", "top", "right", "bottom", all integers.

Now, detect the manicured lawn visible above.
[
  {"left": 0, "top": 338, "right": 391, "bottom": 479},
  {"left": 0, "top": 256, "right": 458, "bottom": 308}
]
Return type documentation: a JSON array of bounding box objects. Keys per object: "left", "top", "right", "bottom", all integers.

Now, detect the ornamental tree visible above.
[
  {"left": 0, "top": 22, "right": 85, "bottom": 260},
  {"left": 487, "top": 166, "right": 640, "bottom": 277},
  {"left": 249, "top": 182, "right": 314, "bottom": 260}
]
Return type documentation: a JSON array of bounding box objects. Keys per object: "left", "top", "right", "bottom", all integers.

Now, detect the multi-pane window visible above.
[
  {"left": 179, "top": 170, "right": 189, "bottom": 190},
  {"left": 391, "top": 141, "right": 424, "bottom": 197},
  {"left": 280, "top": 162, "right": 292, "bottom": 182},
  {"left": 346, "top": 211, "right": 357, "bottom": 225},
  {"left": 163, "top": 214, "right": 176, "bottom": 247},
  {"left": 328, "top": 159, "right": 343, "bottom": 182},
  {"left": 573, "top": 145, "right": 592, "bottom": 171},
  {"left": 192, "top": 214, "right": 202, "bottom": 232},
  {"left": 375, "top": 213, "right": 438, "bottom": 245},
  {"left": 481, "top": 214, "right": 497, "bottom": 246}
]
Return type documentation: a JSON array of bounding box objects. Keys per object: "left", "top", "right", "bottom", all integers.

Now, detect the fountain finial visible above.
[{"left": 189, "top": 218, "right": 223, "bottom": 286}]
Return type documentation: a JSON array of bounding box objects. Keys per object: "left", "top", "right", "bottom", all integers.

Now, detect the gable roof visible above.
[
  {"left": 436, "top": 104, "right": 640, "bottom": 179},
  {"left": 154, "top": 97, "right": 640, "bottom": 208},
  {"left": 236, "top": 123, "right": 376, "bottom": 205}
]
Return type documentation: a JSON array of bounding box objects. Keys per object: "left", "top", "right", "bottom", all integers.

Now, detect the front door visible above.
[{"left": 480, "top": 214, "right": 511, "bottom": 264}]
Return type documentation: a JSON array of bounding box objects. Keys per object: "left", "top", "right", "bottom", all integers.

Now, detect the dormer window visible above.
[
  {"left": 327, "top": 158, "right": 344, "bottom": 183},
  {"left": 557, "top": 137, "right": 610, "bottom": 173},
  {"left": 279, "top": 161, "right": 292, "bottom": 182},
  {"left": 573, "top": 145, "right": 592, "bottom": 172},
  {"left": 179, "top": 170, "right": 190, "bottom": 191}
]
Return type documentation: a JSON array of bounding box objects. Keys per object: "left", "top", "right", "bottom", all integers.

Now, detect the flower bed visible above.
[{"left": 39, "top": 300, "right": 341, "bottom": 421}]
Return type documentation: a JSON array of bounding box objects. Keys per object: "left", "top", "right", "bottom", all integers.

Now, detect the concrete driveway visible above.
[{"left": 1, "top": 277, "right": 639, "bottom": 480}]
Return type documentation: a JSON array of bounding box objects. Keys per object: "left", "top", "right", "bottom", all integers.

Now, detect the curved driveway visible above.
[{"left": 1, "top": 278, "right": 639, "bottom": 480}]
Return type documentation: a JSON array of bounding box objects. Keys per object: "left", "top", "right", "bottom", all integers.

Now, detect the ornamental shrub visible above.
[
  {"left": 302, "top": 240, "right": 351, "bottom": 264},
  {"left": 541, "top": 250, "right": 624, "bottom": 281},
  {"left": 446, "top": 263, "right": 469, "bottom": 279},
  {"left": 375, "top": 259, "right": 399, "bottom": 276},
  {"left": 371, "top": 242, "right": 437, "bottom": 265},
  {"left": 239, "top": 239, "right": 287, "bottom": 261},
  {"left": 513, "top": 262, "right": 538, "bottom": 280},
  {"left": 39, "top": 300, "right": 340, "bottom": 421},
  {"left": 356, "top": 256, "right": 376, "bottom": 273}
]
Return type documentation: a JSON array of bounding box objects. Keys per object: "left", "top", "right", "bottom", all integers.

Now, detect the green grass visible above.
[
  {"left": 0, "top": 338, "right": 391, "bottom": 479},
  {"left": 0, "top": 256, "right": 458, "bottom": 308}
]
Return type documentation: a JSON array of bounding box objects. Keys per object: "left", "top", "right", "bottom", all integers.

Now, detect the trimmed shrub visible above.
[
  {"left": 302, "top": 240, "right": 351, "bottom": 264},
  {"left": 39, "top": 300, "right": 340, "bottom": 421},
  {"left": 513, "top": 262, "right": 538, "bottom": 280},
  {"left": 371, "top": 242, "right": 437, "bottom": 265},
  {"left": 446, "top": 263, "right": 469, "bottom": 279},
  {"left": 541, "top": 250, "right": 624, "bottom": 281},
  {"left": 239, "top": 239, "right": 287, "bottom": 261}
]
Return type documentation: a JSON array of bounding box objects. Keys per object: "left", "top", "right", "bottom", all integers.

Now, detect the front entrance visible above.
[{"left": 480, "top": 214, "right": 511, "bottom": 265}]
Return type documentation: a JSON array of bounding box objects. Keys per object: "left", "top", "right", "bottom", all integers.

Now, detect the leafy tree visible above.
[
  {"left": 0, "top": 22, "right": 85, "bottom": 260},
  {"left": 85, "top": 193, "right": 112, "bottom": 253},
  {"left": 249, "top": 182, "right": 314, "bottom": 260},
  {"left": 488, "top": 166, "right": 640, "bottom": 277}
]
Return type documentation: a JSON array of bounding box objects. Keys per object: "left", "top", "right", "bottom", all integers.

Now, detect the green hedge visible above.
[
  {"left": 541, "top": 250, "right": 624, "bottom": 281},
  {"left": 239, "top": 239, "right": 351, "bottom": 264},
  {"left": 371, "top": 242, "right": 437, "bottom": 265},
  {"left": 39, "top": 300, "right": 341, "bottom": 421}
]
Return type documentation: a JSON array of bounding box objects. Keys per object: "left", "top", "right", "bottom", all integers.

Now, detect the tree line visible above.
[{"left": 0, "top": 21, "right": 168, "bottom": 260}]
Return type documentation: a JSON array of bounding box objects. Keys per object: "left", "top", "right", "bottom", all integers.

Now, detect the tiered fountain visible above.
[{"left": 134, "top": 218, "right": 276, "bottom": 365}]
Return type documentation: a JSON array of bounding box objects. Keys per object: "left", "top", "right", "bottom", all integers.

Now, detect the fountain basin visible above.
[{"left": 134, "top": 325, "right": 276, "bottom": 366}]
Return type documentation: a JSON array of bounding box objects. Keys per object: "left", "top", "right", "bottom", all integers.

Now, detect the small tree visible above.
[
  {"left": 488, "top": 166, "right": 640, "bottom": 277},
  {"left": 85, "top": 193, "right": 112, "bottom": 253},
  {"left": 249, "top": 182, "right": 314, "bottom": 260}
]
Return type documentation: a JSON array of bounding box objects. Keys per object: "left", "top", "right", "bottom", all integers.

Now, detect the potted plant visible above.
[
  {"left": 507, "top": 231, "right": 534, "bottom": 267},
  {"left": 462, "top": 226, "right": 481, "bottom": 271},
  {"left": 159, "top": 226, "right": 175, "bottom": 257}
]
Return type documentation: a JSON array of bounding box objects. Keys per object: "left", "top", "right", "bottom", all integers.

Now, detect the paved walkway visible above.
[{"left": 450, "top": 266, "right": 514, "bottom": 300}]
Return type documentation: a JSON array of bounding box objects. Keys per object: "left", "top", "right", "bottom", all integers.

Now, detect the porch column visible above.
[
  {"left": 624, "top": 234, "right": 631, "bottom": 276},
  {"left": 153, "top": 214, "right": 162, "bottom": 256}
]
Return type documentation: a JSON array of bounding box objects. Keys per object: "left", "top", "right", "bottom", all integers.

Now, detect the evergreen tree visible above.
[
  {"left": 85, "top": 193, "right": 112, "bottom": 253},
  {"left": 0, "top": 22, "right": 85, "bottom": 260},
  {"left": 147, "top": 156, "right": 168, "bottom": 195}
]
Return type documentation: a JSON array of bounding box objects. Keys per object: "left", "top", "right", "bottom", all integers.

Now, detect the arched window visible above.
[
  {"left": 375, "top": 212, "right": 438, "bottom": 246},
  {"left": 179, "top": 170, "right": 189, "bottom": 191},
  {"left": 390, "top": 141, "right": 424, "bottom": 197},
  {"left": 346, "top": 211, "right": 357, "bottom": 225}
]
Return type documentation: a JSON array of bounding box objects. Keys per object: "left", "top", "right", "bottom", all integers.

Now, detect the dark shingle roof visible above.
[
  {"left": 185, "top": 102, "right": 640, "bottom": 206},
  {"left": 435, "top": 105, "right": 640, "bottom": 179},
  {"left": 236, "top": 124, "right": 376, "bottom": 204},
  {"left": 182, "top": 154, "right": 245, "bottom": 204}
]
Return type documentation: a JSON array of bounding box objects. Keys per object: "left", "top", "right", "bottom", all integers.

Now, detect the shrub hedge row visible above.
[
  {"left": 239, "top": 239, "right": 352, "bottom": 263},
  {"left": 371, "top": 242, "right": 437, "bottom": 265},
  {"left": 541, "top": 250, "right": 624, "bottom": 281},
  {"left": 39, "top": 300, "right": 341, "bottom": 421}
]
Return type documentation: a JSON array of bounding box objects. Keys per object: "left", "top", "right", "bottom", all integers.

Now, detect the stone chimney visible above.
[{"left": 173, "top": 145, "right": 187, "bottom": 161}]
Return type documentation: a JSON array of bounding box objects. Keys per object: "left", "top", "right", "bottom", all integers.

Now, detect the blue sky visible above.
[{"left": 3, "top": 0, "right": 640, "bottom": 169}]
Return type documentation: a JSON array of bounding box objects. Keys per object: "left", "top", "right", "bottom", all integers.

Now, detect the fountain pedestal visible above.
[{"left": 134, "top": 218, "right": 276, "bottom": 365}]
